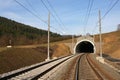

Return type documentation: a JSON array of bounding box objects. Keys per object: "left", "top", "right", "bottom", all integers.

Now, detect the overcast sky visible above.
[{"left": 0, "top": 0, "right": 120, "bottom": 35}]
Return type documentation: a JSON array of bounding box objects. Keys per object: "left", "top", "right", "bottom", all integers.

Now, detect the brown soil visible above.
[
  {"left": 0, "top": 47, "right": 47, "bottom": 74},
  {"left": 0, "top": 43, "right": 71, "bottom": 74},
  {"left": 1, "top": 30, "right": 119, "bottom": 74},
  {"left": 95, "top": 30, "right": 120, "bottom": 58},
  {"left": 52, "top": 43, "right": 71, "bottom": 58}
]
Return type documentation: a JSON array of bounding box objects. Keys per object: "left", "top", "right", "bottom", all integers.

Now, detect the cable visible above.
[
  {"left": 91, "top": 0, "right": 119, "bottom": 35},
  {"left": 40, "top": 0, "right": 65, "bottom": 32},
  {"left": 91, "top": 22, "right": 99, "bottom": 35},
  {"left": 14, "top": 0, "right": 64, "bottom": 34},
  {"left": 14, "top": 0, "right": 47, "bottom": 24},
  {"left": 83, "top": 0, "right": 90, "bottom": 35},
  {"left": 83, "top": 0, "right": 94, "bottom": 35},
  {"left": 40, "top": 0, "right": 67, "bottom": 34},
  {"left": 106, "top": 0, "right": 114, "bottom": 11},
  {"left": 102, "top": 0, "right": 119, "bottom": 19},
  {"left": 50, "top": 26, "right": 64, "bottom": 34},
  {"left": 25, "top": 0, "right": 40, "bottom": 16},
  {"left": 86, "top": 0, "right": 94, "bottom": 25},
  {"left": 84, "top": 0, "right": 90, "bottom": 25},
  {"left": 46, "top": 0, "right": 67, "bottom": 31},
  {"left": 41, "top": 0, "right": 50, "bottom": 12}
]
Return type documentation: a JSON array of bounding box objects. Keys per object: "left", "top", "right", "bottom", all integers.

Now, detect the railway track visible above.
[
  {"left": 0, "top": 55, "right": 76, "bottom": 80},
  {"left": 75, "top": 54, "right": 116, "bottom": 80},
  {"left": 0, "top": 53, "right": 119, "bottom": 80}
]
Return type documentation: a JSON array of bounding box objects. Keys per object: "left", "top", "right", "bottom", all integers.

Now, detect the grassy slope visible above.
[
  {"left": 0, "top": 39, "right": 72, "bottom": 74},
  {"left": 0, "top": 30, "right": 119, "bottom": 74},
  {"left": 52, "top": 43, "right": 71, "bottom": 58},
  {"left": 95, "top": 30, "right": 120, "bottom": 58},
  {"left": 0, "top": 47, "right": 47, "bottom": 74}
]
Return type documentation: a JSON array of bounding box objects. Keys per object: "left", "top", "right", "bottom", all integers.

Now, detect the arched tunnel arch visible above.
[{"left": 74, "top": 40, "right": 95, "bottom": 53}]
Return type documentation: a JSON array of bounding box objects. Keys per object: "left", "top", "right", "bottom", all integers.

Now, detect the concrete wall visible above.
[{"left": 64, "top": 36, "right": 100, "bottom": 54}]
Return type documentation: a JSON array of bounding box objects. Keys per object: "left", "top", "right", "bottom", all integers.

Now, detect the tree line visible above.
[{"left": 0, "top": 16, "right": 71, "bottom": 46}]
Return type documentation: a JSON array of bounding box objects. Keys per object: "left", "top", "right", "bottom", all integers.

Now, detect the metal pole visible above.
[
  {"left": 47, "top": 12, "right": 50, "bottom": 60},
  {"left": 99, "top": 10, "right": 102, "bottom": 57}
]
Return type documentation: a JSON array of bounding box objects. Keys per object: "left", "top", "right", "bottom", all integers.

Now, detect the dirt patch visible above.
[
  {"left": 0, "top": 43, "right": 72, "bottom": 74},
  {"left": 52, "top": 43, "right": 71, "bottom": 58},
  {"left": 111, "top": 49, "right": 120, "bottom": 58}
]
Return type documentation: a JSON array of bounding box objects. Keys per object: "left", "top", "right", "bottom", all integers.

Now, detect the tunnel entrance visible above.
[{"left": 75, "top": 41, "right": 94, "bottom": 53}]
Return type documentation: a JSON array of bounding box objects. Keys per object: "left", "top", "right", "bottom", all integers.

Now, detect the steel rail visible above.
[
  {"left": 0, "top": 55, "right": 74, "bottom": 80},
  {"left": 86, "top": 54, "right": 103, "bottom": 80},
  {"left": 31, "top": 55, "right": 74, "bottom": 80},
  {"left": 86, "top": 54, "right": 115, "bottom": 80},
  {"left": 75, "top": 54, "right": 85, "bottom": 80}
]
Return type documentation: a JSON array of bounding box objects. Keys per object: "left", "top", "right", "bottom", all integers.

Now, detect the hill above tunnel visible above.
[{"left": 94, "top": 30, "right": 120, "bottom": 58}]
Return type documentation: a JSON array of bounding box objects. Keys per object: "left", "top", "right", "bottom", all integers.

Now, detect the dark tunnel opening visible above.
[{"left": 75, "top": 41, "right": 94, "bottom": 53}]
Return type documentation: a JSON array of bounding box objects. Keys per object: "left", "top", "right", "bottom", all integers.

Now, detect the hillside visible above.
[
  {"left": 0, "top": 29, "right": 119, "bottom": 74},
  {"left": 0, "top": 16, "right": 72, "bottom": 74},
  {"left": 0, "top": 47, "right": 47, "bottom": 74},
  {"left": 95, "top": 30, "right": 120, "bottom": 58},
  {"left": 0, "top": 42, "right": 71, "bottom": 74},
  {"left": 0, "top": 16, "right": 68, "bottom": 46}
]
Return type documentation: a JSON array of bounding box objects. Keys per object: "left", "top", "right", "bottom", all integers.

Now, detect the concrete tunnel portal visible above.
[{"left": 74, "top": 40, "right": 95, "bottom": 53}]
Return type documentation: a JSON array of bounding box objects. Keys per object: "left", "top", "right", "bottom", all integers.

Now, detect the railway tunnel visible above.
[{"left": 74, "top": 40, "right": 95, "bottom": 53}]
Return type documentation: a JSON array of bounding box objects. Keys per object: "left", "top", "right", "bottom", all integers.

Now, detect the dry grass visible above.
[
  {"left": 0, "top": 47, "right": 7, "bottom": 52},
  {"left": 1, "top": 30, "right": 119, "bottom": 74},
  {"left": 52, "top": 43, "right": 71, "bottom": 58},
  {"left": 0, "top": 38, "right": 73, "bottom": 74},
  {"left": 0, "top": 47, "right": 47, "bottom": 74},
  {"left": 95, "top": 30, "right": 120, "bottom": 58}
]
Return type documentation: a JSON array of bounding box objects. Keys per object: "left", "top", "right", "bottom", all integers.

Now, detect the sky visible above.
[{"left": 0, "top": 0, "right": 120, "bottom": 35}]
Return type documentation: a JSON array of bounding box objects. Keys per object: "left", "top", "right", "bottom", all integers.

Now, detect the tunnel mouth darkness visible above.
[{"left": 75, "top": 41, "right": 94, "bottom": 53}]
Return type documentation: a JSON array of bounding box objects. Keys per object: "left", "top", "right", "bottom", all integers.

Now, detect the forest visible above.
[{"left": 0, "top": 16, "right": 70, "bottom": 46}]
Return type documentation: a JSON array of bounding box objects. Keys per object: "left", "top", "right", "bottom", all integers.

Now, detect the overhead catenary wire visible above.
[
  {"left": 46, "top": 0, "right": 67, "bottom": 31},
  {"left": 50, "top": 26, "right": 65, "bottom": 34},
  {"left": 14, "top": 0, "right": 64, "bottom": 34},
  {"left": 91, "top": 22, "right": 99, "bottom": 35},
  {"left": 83, "top": 0, "right": 90, "bottom": 34},
  {"left": 14, "top": 0, "right": 47, "bottom": 24},
  {"left": 84, "top": 0, "right": 90, "bottom": 25},
  {"left": 25, "top": 0, "right": 40, "bottom": 16},
  {"left": 86, "top": 0, "right": 94, "bottom": 25},
  {"left": 40, "top": 0, "right": 66, "bottom": 32},
  {"left": 102, "top": 0, "right": 119, "bottom": 19},
  {"left": 106, "top": 0, "right": 114, "bottom": 12},
  {"left": 83, "top": 0, "right": 94, "bottom": 35},
  {"left": 26, "top": 0, "right": 64, "bottom": 34},
  {"left": 92, "top": 0, "right": 119, "bottom": 35}
]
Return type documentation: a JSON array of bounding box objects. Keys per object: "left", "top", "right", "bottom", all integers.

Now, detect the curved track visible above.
[
  {"left": 0, "top": 53, "right": 118, "bottom": 80},
  {"left": 75, "top": 54, "right": 116, "bottom": 80}
]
